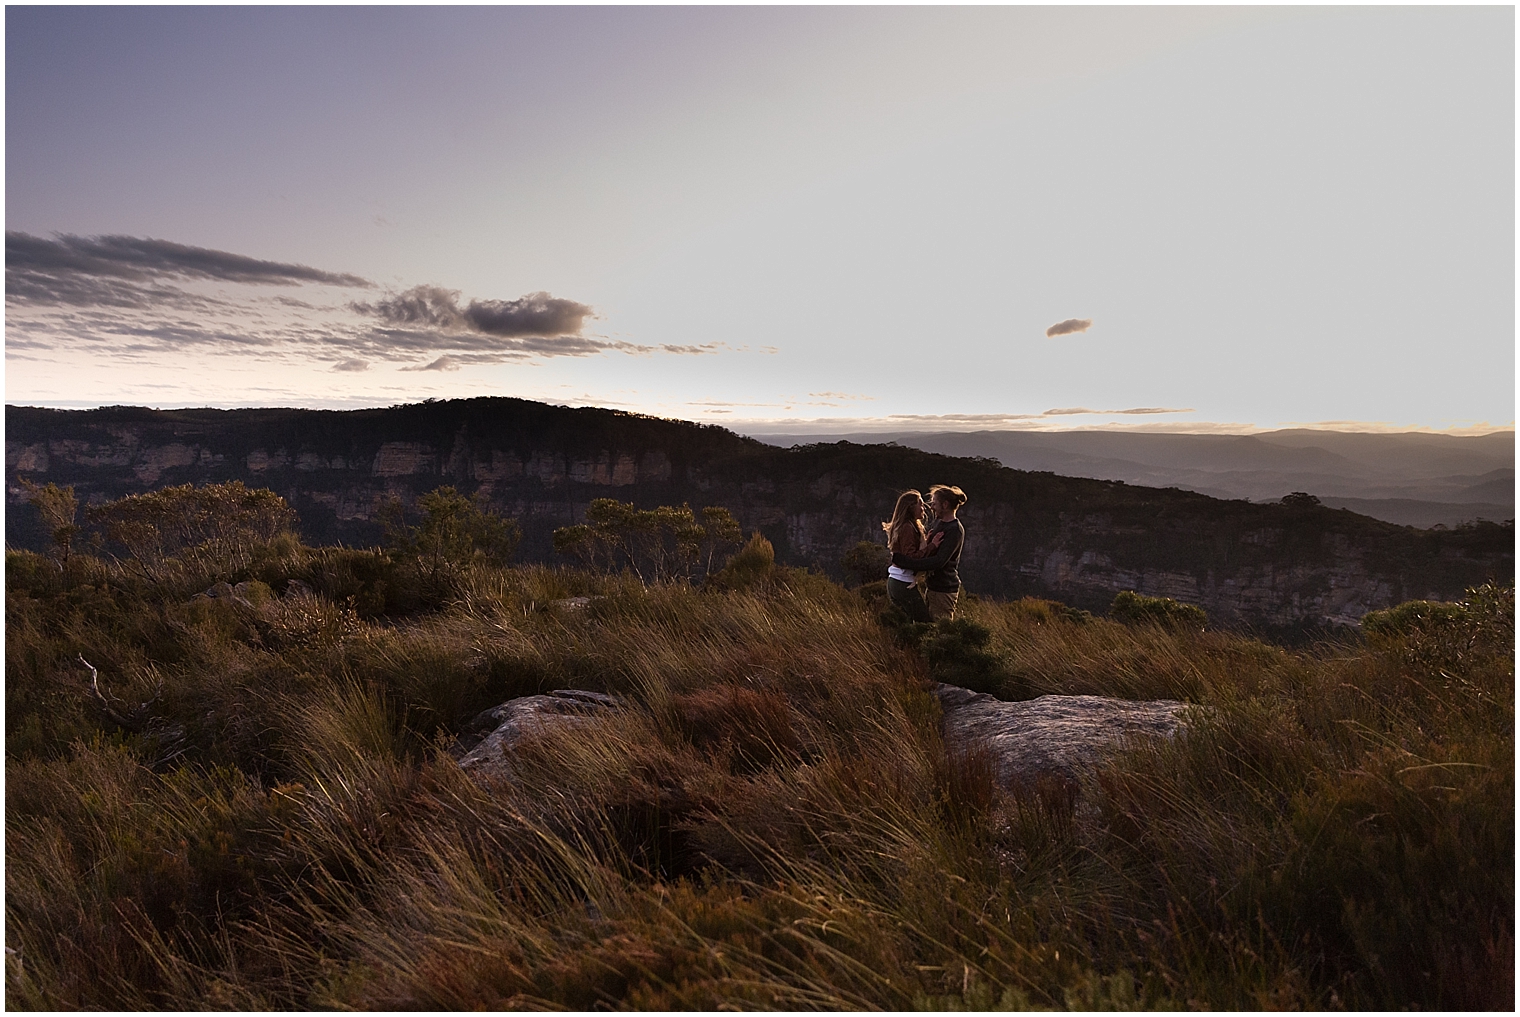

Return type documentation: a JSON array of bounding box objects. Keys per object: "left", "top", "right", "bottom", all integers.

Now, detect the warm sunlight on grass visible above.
[{"left": 5, "top": 519, "right": 1512, "bottom": 1008}]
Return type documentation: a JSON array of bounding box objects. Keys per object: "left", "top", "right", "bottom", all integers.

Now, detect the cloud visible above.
[
  {"left": 6, "top": 232, "right": 736, "bottom": 372},
  {"left": 355, "top": 285, "right": 594, "bottom": 338},
  {"left": 6, "top": 231, "right": 372, "bottom": 308},
  {"left": 1045, "top": 318, "right": 1092, "bottom": 337},
  {"left": 403, "top": 355, "right": 463, "bottom": 372},
  {"left": 1043, "top": 406, "right": 1191, "bottom": 416}
]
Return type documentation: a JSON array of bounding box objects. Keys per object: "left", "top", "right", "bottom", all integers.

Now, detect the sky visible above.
[{"left": 5, "top": 6, "right": 1514, "bottom": 435}]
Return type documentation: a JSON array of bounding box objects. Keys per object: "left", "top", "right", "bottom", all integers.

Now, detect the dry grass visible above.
[{"left": 5, "top": 547, "right": 1512, "bottom": 1009}]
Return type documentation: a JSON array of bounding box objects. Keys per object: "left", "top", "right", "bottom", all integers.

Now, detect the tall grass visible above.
[{"left": 6, "top": 545, "right": 1512, "bottom": 1009}]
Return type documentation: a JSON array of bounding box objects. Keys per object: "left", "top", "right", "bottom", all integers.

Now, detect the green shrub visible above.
[
  {"left": 920, "top": 617, "right": 1024, "bottom": 698},
  {"left": 1360, "top": 598, "right": 1465, "bottom": 638},
  {"left": 553, "top": 499, "right": 741, "bottom": 583},
  {"left": 87, "top": 481, "right": 297, "bottom": 586},
  {"left": 711, "top": 532, "right": 776, "bottom": 590},
  {"left": 840, "top": 540, "right": 889, "bottom": 588},
  {"left": 1110, "top": 589, "right": 1207, "bottom": 631}
]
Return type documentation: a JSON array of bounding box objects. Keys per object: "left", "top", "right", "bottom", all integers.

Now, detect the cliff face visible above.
[{"left": 7, "top": 399, "right": 1512, "bottom": 633}]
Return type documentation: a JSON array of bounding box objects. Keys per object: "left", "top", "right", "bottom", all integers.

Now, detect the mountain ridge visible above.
[
  {"left": 749, "top": 428, "right": 1515, "bottom": 527},
  {"left": 7, "top": 398, "right": 1512, "bottom": 636}
]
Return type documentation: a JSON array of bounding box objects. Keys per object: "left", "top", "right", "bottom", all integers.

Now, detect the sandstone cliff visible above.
[{"left": 7, "top": 399, "right": 1512, "bottom": 634}]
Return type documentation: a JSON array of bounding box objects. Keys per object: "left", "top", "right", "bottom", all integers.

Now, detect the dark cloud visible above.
[
  {"left": 6, "top": 234, "right": 729, "bottom": 368},
  {"left": 355, "top": 285, "right": 594, "bottom": 338},
  {"left": 1045, "top": 318, "right": 1093, "bottom": 337},
  {"left": 6, "top": 231, "right": 371, "bottom": 289}
]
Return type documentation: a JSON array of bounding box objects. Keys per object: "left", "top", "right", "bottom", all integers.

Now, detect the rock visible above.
[
  {"left": 456, "top": 689, "right": 621, "bottom": 780},
  {"left": 933, "top": 682, "right": 1193, "bottom": 787},
  {"left": 550, "top": 596, "right": 595, "bottom": 610},
  {"left": 193, "top": 579, "right": 271, "bottom": 609}
]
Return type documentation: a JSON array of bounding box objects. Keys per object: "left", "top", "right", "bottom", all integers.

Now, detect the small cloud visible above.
[
  {"left": 403, "top": 355, "right": 462, "bottom": 372},
  {"left": 809, "top": 391, "right": 875, "bottom": 401},
  {"left": 1046, "top": 318, "right": 1092, "bottom": 337},
  {"left": 332, "top": 358, "right": 369, "bottom": 372},
  {"left": 1043, "top": 406, "right": 1192, "bottom": 416},
  {"left": 355, "top": 285, "right": 595, "bottom": 339},
  {"left": 631, "top": 342, "right": 727, "bottom": 357}
]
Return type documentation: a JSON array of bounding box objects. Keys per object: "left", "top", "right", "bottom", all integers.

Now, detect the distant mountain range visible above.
[
  {"left": 6, "top": 399, "right": 1512, "bottom": 636},
  {"left": 747, "top": 429, "right": 1515, "bottom": 529}
]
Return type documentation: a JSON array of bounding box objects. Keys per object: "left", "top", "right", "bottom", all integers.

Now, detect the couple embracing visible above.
[{"left": 882, "top": 484, "right": 967, "bottom": 623}]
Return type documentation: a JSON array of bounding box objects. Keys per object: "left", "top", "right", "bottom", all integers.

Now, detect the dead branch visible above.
[{"left": 78, "top": 654, "right": 161, "bottom": 732}]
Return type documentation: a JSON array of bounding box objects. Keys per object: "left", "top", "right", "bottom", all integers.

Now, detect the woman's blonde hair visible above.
[{"left": 882, "top": 489, "right": 926, "bottom": 550}]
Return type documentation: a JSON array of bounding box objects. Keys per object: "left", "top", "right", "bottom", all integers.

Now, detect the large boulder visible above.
[
  {"left": 455, "top": 689, "right": 621, "bottom": 781},
  {"left": 932, "top": 683, "right": 1193, "bottom": 787},
  {"left": 454, "top": 683, "right": 1195, "bottom": 793}
]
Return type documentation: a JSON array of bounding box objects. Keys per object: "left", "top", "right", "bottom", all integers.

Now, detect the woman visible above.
[{"left": 881, "top": 489, "right": 941, "bottom": 623}]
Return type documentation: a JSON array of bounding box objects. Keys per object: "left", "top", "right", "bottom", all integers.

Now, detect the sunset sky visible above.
[{"left": 6, "top": 6, "right": 1514, "bottom": 434}]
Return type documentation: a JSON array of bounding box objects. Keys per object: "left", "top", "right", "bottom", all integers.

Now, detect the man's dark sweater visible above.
[{"left": 891, "top": 517, "right": 964, "bottom": 592}]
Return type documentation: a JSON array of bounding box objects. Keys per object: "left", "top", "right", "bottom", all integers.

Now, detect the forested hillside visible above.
[{"left": 7, "top": 398, "right": 1512, "bottom": 635}]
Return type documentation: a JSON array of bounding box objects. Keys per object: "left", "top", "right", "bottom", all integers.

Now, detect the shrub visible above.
[
  {"left": 840, "top": 540, "right": 889, "bottom": 588},
  {"left": 919, "top": 617, "right": 1022, "bottom": 698},
  {"left": 1110, "top": 589, "right": 1207, "bottom": 631},
  {"left": 87, "top": 481, "right": 297, "bottom": 584},
  {"left": 382, "top": 486, "right": 521, "bottom": 580},
  {"left": 711, "top": 532, "right": 775, "bottom": 590},
  {"left": 553, "top": 500, "right": 741, "bottom": 583},
  {"left": 1360, "top": 598, "right": 1465, "bottom": 639},
  {"left": 17, "top": 479, "right": 80, "bottom": 565}
]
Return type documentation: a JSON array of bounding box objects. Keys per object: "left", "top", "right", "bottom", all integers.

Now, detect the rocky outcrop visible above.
[
  {"left": 7, "top": 398, "right": 1511, "bottom": 633},
  {"left": 454, "top": 689, "right": 621, "bottom": 781},
  {"left": 454, "top": 683, "right": 1195, "bottom": 798},
  {"left": 933, "top": 683, "right": 1192, "bottom": 787}
]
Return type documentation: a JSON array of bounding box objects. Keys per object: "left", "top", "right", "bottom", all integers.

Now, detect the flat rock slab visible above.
[
  {"left": 456, "top": 689, "right": 620, "bottom": 781},
  {"left": 933, "top": 683, "right": 1193, "bottom": 786}
]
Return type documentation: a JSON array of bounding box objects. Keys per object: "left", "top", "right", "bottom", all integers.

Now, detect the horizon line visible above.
[{"left": 5, "top": 397, "right": 1514, "bottom": 438}]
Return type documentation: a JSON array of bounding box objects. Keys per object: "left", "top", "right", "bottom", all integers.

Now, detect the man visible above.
[{"left": 890, "top": 484, "right": 966, "bottom": 621}]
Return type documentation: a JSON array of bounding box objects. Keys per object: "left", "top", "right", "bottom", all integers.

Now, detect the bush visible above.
[
  {"left": 1110, "top": 589, "right": 1207, "bottom": 631},
  {"left": 383, "top": 487, "right": 521, "bottom": 578},
  {"left": 87, "top": 481, "right": 297, "bottom": 585},
  {"left": 711, "top": 532, "right": 776, "bottom": 590},
  {"left": 840, "top": 540, "right": 889, "bottom": 588},
  {"left": 553, "top": 500, "right": 741, "bottom": 583},
  {"left": 920, "top": 617, "right": 1022, "bottom": 698},
  {"left": 1360, "top": 598, "right": 1465, "bottom": 639}
]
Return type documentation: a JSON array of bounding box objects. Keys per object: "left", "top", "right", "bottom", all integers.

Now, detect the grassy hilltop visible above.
[{"left": 5, "top": 484, "right": 1514, "bottom": 1009}]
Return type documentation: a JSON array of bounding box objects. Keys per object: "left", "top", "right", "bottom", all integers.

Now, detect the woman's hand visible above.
[{"left": 929, "top": 531, "right": 944, "bottom": 549}]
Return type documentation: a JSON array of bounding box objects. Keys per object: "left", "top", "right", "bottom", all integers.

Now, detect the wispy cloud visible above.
[
  {"left": 1045, "top": 317, "right": 1092, "bottom": 337},
  {"left": 6, "top": 231, "right": 371, "bottom": 309},
  {"left": 1043, "top": 406, "right": 1190, "bottom": 416},
  {"left": 6, "top": 232, "right": 735, "bottom": 372}
]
